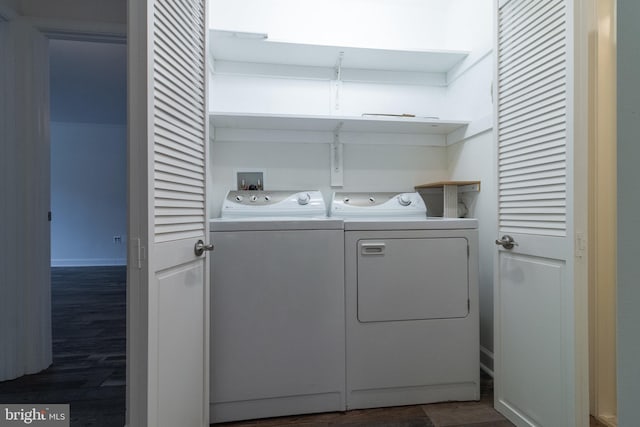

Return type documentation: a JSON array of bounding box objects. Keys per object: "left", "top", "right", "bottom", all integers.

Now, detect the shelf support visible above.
[
  {"left": 332, "top": 51, "right": 344, "bottom": 113},
  {"left": 330, "top": 122, "right": 344, "bottom": 187}
]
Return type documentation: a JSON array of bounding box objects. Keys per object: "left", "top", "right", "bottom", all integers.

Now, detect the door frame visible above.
[{"left": 588, "top": 0, "right": 617, "bottom": 424}]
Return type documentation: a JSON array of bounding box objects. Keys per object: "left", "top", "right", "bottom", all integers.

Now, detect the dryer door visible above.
[{"left": 357, "top": 237, "right": 469, "bottom": 322}]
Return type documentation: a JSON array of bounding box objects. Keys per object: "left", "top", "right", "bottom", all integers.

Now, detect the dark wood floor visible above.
[
  {"left": 0, "top": 267, "right": 608, "bottom": 427},
  {"left": 0, "top": 266, "right": 126, "bottom": 427}
]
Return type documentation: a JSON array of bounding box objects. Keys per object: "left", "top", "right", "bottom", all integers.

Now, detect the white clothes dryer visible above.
[
  {"left": 330, "top": 192, "right": 480, "bottom": 410},
  {"left": 210, "top": 191, "right": 345, "bottom": 423}
]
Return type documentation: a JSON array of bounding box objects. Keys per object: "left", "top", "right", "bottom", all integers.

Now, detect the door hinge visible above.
[{"left": 131, "top": 238, "right": 145, "bottom": 269}]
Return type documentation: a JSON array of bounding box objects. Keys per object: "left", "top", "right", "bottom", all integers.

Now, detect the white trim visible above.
[
  {"left": 126, "top": 0, "right": 150, "bottom": 425},
  {"left": 51, "top": 258, "right": 126, "bottom": 267},
  {"left": 570, "top": 0, "right": 592, "bottom": 424},
  {"left": 51, "top": 121, "right": 126, "bottom": 130},
  {"left": 25, "top": 17, "right": 125, "bottom": 40}
]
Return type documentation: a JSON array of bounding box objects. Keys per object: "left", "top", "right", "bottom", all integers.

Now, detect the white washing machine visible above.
[
  {"left": 209, "top": 191, "right": 345, "bottom": 423},
  {"left": 330, "top": 192, "right": 480, "bottom": 410}
]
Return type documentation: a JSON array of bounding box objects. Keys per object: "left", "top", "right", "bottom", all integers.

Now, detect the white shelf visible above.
[
  {"left": 211, "top": 112, "right": 469, "bottom": 136},
  {"left": 210, "top": 30, "right": 469, "bottom": 73}
]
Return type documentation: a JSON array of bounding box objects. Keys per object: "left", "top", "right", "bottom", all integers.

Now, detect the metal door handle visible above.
[
  {"left": 495, "top": 235, "right": 517, "bottom": 250},
  {"left": 361, "top": 243, "right": 386, "bottom": 255},
  {"left": 194, "top": 239, "right": 214, "bottom": 256}
]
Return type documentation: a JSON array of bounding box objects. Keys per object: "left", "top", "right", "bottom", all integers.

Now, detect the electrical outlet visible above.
[{"left": 113, "top": 236, "right": 122, "bottom": 244}]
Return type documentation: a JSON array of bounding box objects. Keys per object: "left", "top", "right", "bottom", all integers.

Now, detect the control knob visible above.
[
  {"left": 235, "top": 195, "right": 244, "bottom": 202},
  {"left": 297, "top": 193, "right": 311, "bottom": 205},
  {"left": 250, "top": 195, "right": 258, "bottom": 202},
  {"left": 398, "top": 194, "right": 412, "bottom": 206}
]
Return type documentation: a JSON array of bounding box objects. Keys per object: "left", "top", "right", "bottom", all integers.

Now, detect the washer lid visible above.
[
  {"left": 220, "top": 190, "right": 326, "bottom": 218},
  {"left": 329, "top": 192, "right": 427, "bottom": 218}
]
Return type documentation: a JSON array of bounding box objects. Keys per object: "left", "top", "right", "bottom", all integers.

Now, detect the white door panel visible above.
[
  {"left": 157, "top": 260, "right": 206, "bottom": 427},
  {"left": 498, "top": 251, "right": 565, "bottom": 426},
  {"left": 128, "top": 0, "right": 209, "bottom": 426}
]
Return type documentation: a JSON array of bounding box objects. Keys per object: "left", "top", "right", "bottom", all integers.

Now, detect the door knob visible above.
[
  {"left": 495, "top": 235, "right": 517, "bottom": 250},
  {"left": 194, "top": 239, "right": 214, "bottom": 256}
]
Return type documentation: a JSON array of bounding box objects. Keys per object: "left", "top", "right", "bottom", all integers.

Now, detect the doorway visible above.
[{"left": 49, "top": 38, "right": 128, "bottom": 425}]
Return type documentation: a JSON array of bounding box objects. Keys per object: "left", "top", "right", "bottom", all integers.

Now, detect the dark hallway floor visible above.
[
  {"left": 0, "top": 267, "right": 608, "bottom": 427},
  {"left": 0, "top": 266, "right": 126, "bottom": 427}
]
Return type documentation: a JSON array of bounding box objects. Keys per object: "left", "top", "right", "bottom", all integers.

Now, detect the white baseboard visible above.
[{"left": 51, "top": 258, "right": 126, "bottom": 267}]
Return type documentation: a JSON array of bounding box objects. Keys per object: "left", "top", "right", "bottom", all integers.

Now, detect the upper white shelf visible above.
[
  {"left": 210, "top": 29, "right": 469, "bottom": 73},
  {"left": 211, "top": 112, "right": 469, "bottom": 135}
]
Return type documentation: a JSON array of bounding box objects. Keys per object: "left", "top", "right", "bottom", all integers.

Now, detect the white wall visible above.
[
  {"left": 209, "top": 0, "right": 453, "bottom": 51},
  {"left": 445, "top": 45, "right": 495, "bottom": 372},
  {"left": 211, "top": 74, "right": 447, "bottom": 118},
  {"left": 617, "top": 0, "right": 640, "bottom": 423},
  {"left": 49, "top": 38, "right": 127, "bottom": 266},
  {"left": 210, "top": 141, "right": 447, "bottom": 215},
  {"left": 447, "top": 132, "right": 495, "bottom": 370},
  {"left": 50, "top": 122, "right": 127, "bottom": 266}
]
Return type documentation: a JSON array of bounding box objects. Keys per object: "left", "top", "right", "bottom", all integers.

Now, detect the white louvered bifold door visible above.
[
  {"left": 153, "top": 0, "right": 207, "bottom": 243},
  {"left": 493, "top": 0, "right": 583, "bottom": 426},
  {"left": 497, "top": 0, "right": 567, "bottom": 236},
  {"left": 127, "top": 0, "right": 210, "bottom": 426}
]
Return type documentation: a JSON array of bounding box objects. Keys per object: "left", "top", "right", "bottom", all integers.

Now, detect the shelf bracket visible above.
[
  {"left": 330, "top": 122, "right": 344, "bottom": 187},
  {"left": 332, "top": 51, "right": 344, "bottom": 113}
]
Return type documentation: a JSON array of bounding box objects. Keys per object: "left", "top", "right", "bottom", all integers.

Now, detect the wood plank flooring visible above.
[
  {"left": 0, "top": 266, "right": 126, "bottom": 427},
  {"left": 0, "top": 267, "right": 609, "bottom": 426}
]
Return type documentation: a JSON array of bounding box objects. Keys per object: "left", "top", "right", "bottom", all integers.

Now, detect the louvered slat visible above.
[
  {"left": 498, "top": 0, "right": 568, "bottom": 239},
  {"left": 152, "top": 0, "right": 206, "bottom": 243}
]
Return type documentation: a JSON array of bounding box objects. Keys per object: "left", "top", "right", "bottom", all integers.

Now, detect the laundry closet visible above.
[
  {"left": 207, "top": 0, "right": 495, "bottom": 211},
  {"left": 207, "top": 0, "right": 496, "bottom": 423}
]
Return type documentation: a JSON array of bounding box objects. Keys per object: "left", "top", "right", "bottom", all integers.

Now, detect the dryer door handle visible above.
[{"left": 361, "top": 243, "right": 386, "bottom": 255}]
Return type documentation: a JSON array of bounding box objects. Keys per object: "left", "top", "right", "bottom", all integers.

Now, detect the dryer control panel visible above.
[{"left": 330, "top": 192, "right": 427, "bottom": 218}]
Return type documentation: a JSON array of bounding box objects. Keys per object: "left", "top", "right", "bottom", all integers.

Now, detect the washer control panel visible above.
[{"left": 221, "top": 190, "right": 326, "bottom": 218}]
